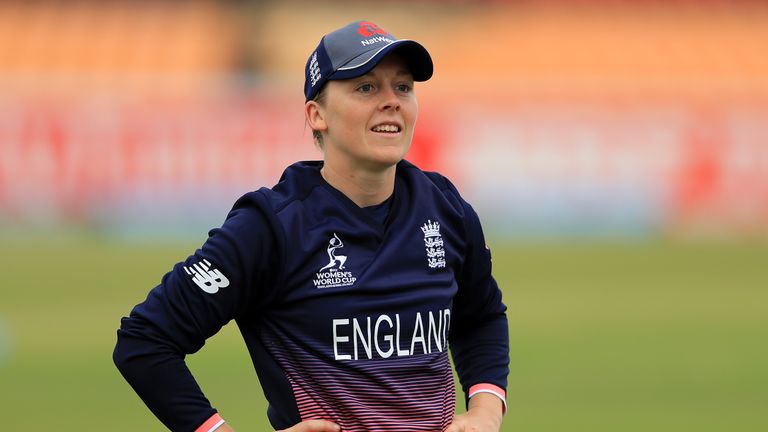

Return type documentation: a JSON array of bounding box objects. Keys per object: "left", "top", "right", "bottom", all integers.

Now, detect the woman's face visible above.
[{"left": 308, "top": 54, "right": 418, "bottom": 172}]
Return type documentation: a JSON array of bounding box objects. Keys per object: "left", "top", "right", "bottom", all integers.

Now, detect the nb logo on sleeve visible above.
[{"left": 183, "top": 259, "right": 230, "bottom": 294}]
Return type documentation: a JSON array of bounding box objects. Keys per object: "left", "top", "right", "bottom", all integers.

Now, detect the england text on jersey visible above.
[{"left": 332, "top": 308, "right": 450, "bottom": 361}]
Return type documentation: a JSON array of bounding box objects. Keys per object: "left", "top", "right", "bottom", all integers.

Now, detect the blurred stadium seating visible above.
[
  {"left": 1, "top": 0, "right": 766, "bottom": 238},
  {"left": 2, "top": 3, "right": 767, "bottom": 432}
]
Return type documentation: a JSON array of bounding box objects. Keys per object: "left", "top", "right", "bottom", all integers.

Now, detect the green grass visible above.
[{"left": 1, "top": 236, "right": 766, "bottom": 431}]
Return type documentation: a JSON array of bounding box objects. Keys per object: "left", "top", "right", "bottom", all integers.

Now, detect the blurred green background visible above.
[{"left": 1, "top": 236, "right": 766, "bottom": 431}]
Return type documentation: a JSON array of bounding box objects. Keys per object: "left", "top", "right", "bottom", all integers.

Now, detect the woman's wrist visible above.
[{"left": 468, "top": 392, "right": 504, "bottom": 422}]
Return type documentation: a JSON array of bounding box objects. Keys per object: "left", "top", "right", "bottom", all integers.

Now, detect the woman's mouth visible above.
[{"left": 371, "top": 123, "right": 402, "bottom": 133}]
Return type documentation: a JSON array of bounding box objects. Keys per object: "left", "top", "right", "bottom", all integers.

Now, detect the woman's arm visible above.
[{"left": 114, "top": 193, "right": 279, "bottom": 431}]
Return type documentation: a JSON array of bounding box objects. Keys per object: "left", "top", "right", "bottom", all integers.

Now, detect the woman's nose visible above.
[{"left": 378, "top": 87, "right": 400, "bottom": 111}]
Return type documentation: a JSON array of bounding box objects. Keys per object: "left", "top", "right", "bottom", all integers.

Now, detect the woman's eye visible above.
[
  {"left": 397, "top": 84, "right": 412, "bottom": 93},
  {"left": 358, "top": 83, "right": 373, "bottom": 93}
]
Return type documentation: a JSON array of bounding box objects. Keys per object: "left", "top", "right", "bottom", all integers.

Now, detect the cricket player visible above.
[{"left": 114, "top": 20, "right": 509, "bottom": 432}]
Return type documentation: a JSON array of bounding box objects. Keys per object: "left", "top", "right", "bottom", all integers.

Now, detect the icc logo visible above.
[{"left": 357, "top": 21, "right": 387, "bottom": 37}]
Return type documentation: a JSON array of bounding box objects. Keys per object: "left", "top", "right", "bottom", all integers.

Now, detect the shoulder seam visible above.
[{"left": 258, "top": 184, "right": 327, "bottom": 215}]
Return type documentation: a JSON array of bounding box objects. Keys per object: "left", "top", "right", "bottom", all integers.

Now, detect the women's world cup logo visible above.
[
  {"left": 319, "top": 233, "right": 347, "bottom": 272},
  {"left": 314, "top": 233, "right": 357, "bottom": 289}
]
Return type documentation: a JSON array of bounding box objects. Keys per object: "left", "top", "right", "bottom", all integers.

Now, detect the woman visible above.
[{"left": 114, "top": 20, "right": 509, "bottom": 432}]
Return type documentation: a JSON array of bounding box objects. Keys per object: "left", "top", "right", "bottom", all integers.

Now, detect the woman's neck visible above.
[{"left": 321, "top": 162, "right": 396, "bottom": 208}]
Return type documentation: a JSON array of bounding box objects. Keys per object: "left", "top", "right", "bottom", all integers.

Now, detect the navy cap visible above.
[{"left": 304, "top": 21, "right": 433, "bottom": 101}]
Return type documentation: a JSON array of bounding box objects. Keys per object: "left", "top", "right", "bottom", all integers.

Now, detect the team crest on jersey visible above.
[
  {"left": 184, "top": 259, "right": 229, "bottom": 294},
  {"left": 313, "top": 233, "right": 357, "bottom": 289},
  {"left": 421, "top": 220, "right": 446, "bottom": 269}
]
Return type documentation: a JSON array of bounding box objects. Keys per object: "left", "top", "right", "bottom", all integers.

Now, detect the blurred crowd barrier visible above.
[{"left": 1, "top": 0, "right": 767, "bottom": 238}]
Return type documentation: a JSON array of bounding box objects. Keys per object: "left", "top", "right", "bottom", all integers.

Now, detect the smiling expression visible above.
[{"left": 306, "top": 54, "right": 418, "bottom": 173}]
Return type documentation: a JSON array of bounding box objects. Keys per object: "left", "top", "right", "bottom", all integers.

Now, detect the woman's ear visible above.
[{"left": 305, "top": 101, "right": 328, "bottom": 133}]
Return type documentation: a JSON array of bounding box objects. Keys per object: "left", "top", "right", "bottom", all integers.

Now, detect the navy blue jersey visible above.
[{"left": 114, "top": 160, "right": 509, "bottom": 432}]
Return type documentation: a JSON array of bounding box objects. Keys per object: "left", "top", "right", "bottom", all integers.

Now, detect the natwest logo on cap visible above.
[
  {"left": 357, "top": 21, "right": 387, "bottom": 37},
  {"left": 304, "top": 20, "right": 433, "bottom": 101}
]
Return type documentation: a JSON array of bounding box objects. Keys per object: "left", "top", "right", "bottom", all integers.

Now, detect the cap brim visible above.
[{"left": 330, "top": 40, "right": 433, "bottom": 82}]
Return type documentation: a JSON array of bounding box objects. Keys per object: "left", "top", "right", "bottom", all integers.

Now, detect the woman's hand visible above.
[
  {"left": 277, "top": 419, "right": 341, "bottom": 432},
  {"left": 444, "top": 393, "right": 504, "bottom": 432},
  {"left": 213, "top": 419, "right": 339, "bottom": 432}
]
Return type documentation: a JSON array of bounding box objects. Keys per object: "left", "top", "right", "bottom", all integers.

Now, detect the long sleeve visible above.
[
  {"left": 113, "top": 192, "right": 281, "bottom": 431},
  {"left": 449, "top": 199, "right": 510, "bottom": 409}
]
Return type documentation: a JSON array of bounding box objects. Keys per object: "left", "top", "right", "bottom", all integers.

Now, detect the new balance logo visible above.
[{"left": 184, "top": 259, "right": 229, "bottom": 294}]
